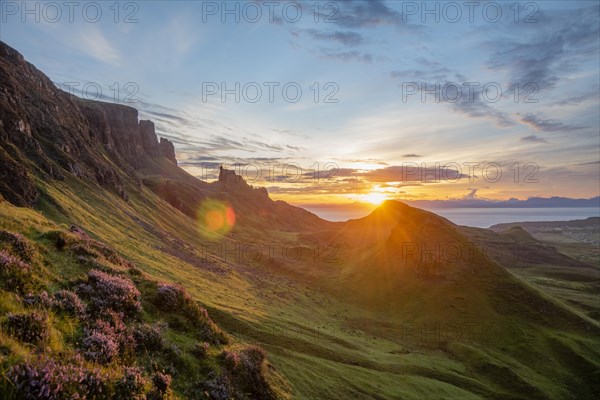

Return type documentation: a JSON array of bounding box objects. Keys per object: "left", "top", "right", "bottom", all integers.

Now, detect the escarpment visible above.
[
  {"left": 0, "top": 40, "right": 177, "bottom": 206},
  {"left": 75, "top": 100, "right": 177, "bottom": 167}
]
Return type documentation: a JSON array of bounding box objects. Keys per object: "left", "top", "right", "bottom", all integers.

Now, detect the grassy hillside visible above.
[
  {"left": 0, "top": 200, "right": 290, "bottom": 399},
  {"left": 490, "top": 218, "right": 600, "bottom": 267},
  {"left": 461, "top": 225, "right": 600, "bottom": 322},
  {"left": 3, "top": 174, "right": 600, "bottom": 399}
]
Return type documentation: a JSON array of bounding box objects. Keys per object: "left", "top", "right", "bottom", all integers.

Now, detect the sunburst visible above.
[{"left": 363, "top": 192, "right": 388, "bottom": 205}]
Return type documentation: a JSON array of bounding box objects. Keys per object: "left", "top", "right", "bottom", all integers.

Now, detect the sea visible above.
[{"left": 305, "top": 206, "right": 600, "bottom": 228}]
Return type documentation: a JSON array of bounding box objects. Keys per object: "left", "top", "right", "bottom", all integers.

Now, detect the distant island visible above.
[{"left": 405, "top": 196, "right": 600, "bottom": 209}]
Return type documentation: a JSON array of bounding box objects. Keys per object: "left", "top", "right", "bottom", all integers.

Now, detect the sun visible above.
[{"left": 363, "top": 192, "right": 388, "bottom": 205}]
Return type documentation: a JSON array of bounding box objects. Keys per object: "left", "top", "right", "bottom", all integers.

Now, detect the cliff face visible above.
[
  {"left": 76, "top": 100, "right": 177, "bottom": 167},
  {"left": 0, "top": 40, "right": 177, "bottom": 206},
  {"left": 159, "top": 137, "right": 177, "bottom": 164}
]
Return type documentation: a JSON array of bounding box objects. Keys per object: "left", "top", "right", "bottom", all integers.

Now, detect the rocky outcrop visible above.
[
  {"left": 160, "top": 137, "right": 177, "bottom": 164},
  {"left": 140, "top": 120, "right": 160, "bottom": 156},
  {"left": 76, "top": 101, "right": 178, "bottom": 168},
  {"left": 0, "top": 146, "right": 38, "bottom": 207},
  {"left": 218, "top": 166, "right": 241, "bottom": 184},
  {"left": 75, "top": 99, "right": 115, "bottom": 150},
  {"left": 140, "top": 120, "right": 177, "bottom": 164},
  {"left": 92, "top": 101, "right": 142, "bottom": 163},
  {"left": 0, "top": 40, "right": 178, "bottom": 206},
  {"left": 218, "top": 166, "right": 270, "bottom": 199}
]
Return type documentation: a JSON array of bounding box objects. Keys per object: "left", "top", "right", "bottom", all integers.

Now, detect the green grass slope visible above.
[
  {"left": 0, "top": 202, "right": 290, "bottom": 399},
  {"left": 461, "top": 225, "right": 600, "bottom": 321}
]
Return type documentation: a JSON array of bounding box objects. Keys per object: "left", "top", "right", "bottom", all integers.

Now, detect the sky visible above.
[{"left": 1, "top": 0, "right": 599, "bottom": 209}]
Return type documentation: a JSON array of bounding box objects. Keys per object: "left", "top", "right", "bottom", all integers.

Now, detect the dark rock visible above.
[
  {"left": 0, "top": 146, "right": 38, "bottom": 206},
  {"left": 140, "top": 120, "right": 160, "bottom": 156},
  {"left": 160, "top": 137, "right": 177, "bottom": 164},
  {"left": 218, "top": 166, "right": 243, "bottom": 185},
  {"left": 75, "top": 99, "right": 115, "bottom": 150},
  {"left": 75, "top": 100, "right": 178, "bottom": 167},
  {"left": 0, "top": 40, "right": 179, "bottom": 207},
  {"left": 139, "top": 120, "right": 177, "bottom": 164},
  {"left": 75, "top": 98, "right": 144, "bottom": 166}
]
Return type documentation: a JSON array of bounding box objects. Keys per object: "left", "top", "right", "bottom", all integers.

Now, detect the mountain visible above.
[
  {"left": 1, "top": 41, "right": 599, "bottom": 399},
  {"left": 490, "top": 217, "right": 600, "bottom": 232},
  {"left": 315, "top": 201, "right": 595, "bottom": 327},
  {"left": 466, "top": 218, "right": 600, "bottom": 322},
  {"left": 405, "top": 196, "right": 600, "bottom": 209}
]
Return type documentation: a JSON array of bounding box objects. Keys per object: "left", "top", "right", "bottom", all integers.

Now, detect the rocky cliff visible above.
[
  {"left": 0, "top": 40, "right": 176, "bottom": 206},
  {"left": 76, "top": 100, "right": 177, "bottom": 167}
]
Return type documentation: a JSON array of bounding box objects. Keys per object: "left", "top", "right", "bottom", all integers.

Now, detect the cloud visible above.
[
  {"left": 577, "top": 160, "right": 600, "bottom": 166},
  {"left": 166, "top": 15, "right": 199, "bottom": 57},
  {"left": 266, "top": 180, "right": 372, "bottom": 195},
  {"left": 390, "top": 57, "right": 457, "bottom": 81},
  {"left": 301, "top": 29, "right": 365, "bottom": 47},
  {"left": 333, "top": 158, "right": 389, "bottom": 166},
  {"left": 286, "top": 145, "right": 305, "bottom": 151},
  {"left": 486, "top": 5, "right": 600, "bottom": 90},
  {"left": 402, "top": 154, "right": 422, "bottom": 158},
  {"left": 142, "top": 110, "right": 190, "bottom": 126},
  {"left": 390, "top": 68, "right": 451, "bottom": 82},
  {"left": 521, "top": 135, "right": 549, "bottom": 144},
  {"left": 325, "top": 0, "right": 419, "bottom": 31},
  {"left": 415, "top": 58, "right": 443, "bottom": 69},
  {"left": 76, "top": 27, "right": 121, "bottom": 65},
  {"left": 300, "top": 168, "right": 358, "bottom": 179},
  {"left": 463, "top": 188, "right": 478, "bottom": 200},
  {"left": 451, "top": 88, "right": 515, "bottom": 127},
  {"left": 362, "top": 165, "right": 469, "bottom": 182},
  {"left": 286, "top": 0, "right": 422, "bottom": 63},
  {"left": 519, "top": 113, "right": 587, "bottom": 132},
  {"left": 317, "top": 48, "right": 374, "bottom": 63},
  {"left": 179, "top": 156, "right": 289, "bottom": 169},
  {"left": 554, "top": 90, "right": 600, "bottom": 106},
  {"left": 135, "top": 99, "right": 295, "bottom": 159},
  {"left": 389, "top": 72, "right": 514, "bottom": 127}
]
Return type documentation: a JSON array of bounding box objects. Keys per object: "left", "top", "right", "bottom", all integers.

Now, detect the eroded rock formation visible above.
[{"left": 0, "top": 40, "right": 177, "bottom": 206}]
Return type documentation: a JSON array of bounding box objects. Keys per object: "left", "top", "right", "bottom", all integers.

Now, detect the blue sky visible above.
[{"left": 2, "top": 0, "right": 599, "bottom": 205}]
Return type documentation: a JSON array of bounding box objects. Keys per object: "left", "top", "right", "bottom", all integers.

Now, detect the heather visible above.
[
  {"left": 7, "top": 355, "right": 114, "bottom": 400},
  {"left": 133, "top": 322, "right": 165, "bottom": 353},
  {"left": 0, "top": 230, "right": 39, "bottom": 264},
  {"left": 0, "top": 228, "right": 283, "bottom": 399},
  {"left": 78, "top": 269, "right": 142, "bottom": 317},
  {"left": 154, "top": 283, "right": 228, "bottom": 345},
  {"left": 4, "top": 311, "right": 50, "bottom": 345},
  {"left": 53, "top": 289, "right": 86, "bottom": 316},
  {"left": 221, "top": 346, "right": 276, "bottom": 400},
  {"left": 0, "top": 250, "right": 40, "bottom": 294}
]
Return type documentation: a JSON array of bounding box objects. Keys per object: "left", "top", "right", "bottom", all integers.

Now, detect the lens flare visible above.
[{"left": 197, "top": 199, "right": 236, "bottom": 239}]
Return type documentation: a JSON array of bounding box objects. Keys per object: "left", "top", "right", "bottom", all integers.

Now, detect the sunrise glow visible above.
[{"left": 362, "top": 192, "right": 388, "bottom": 205}]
